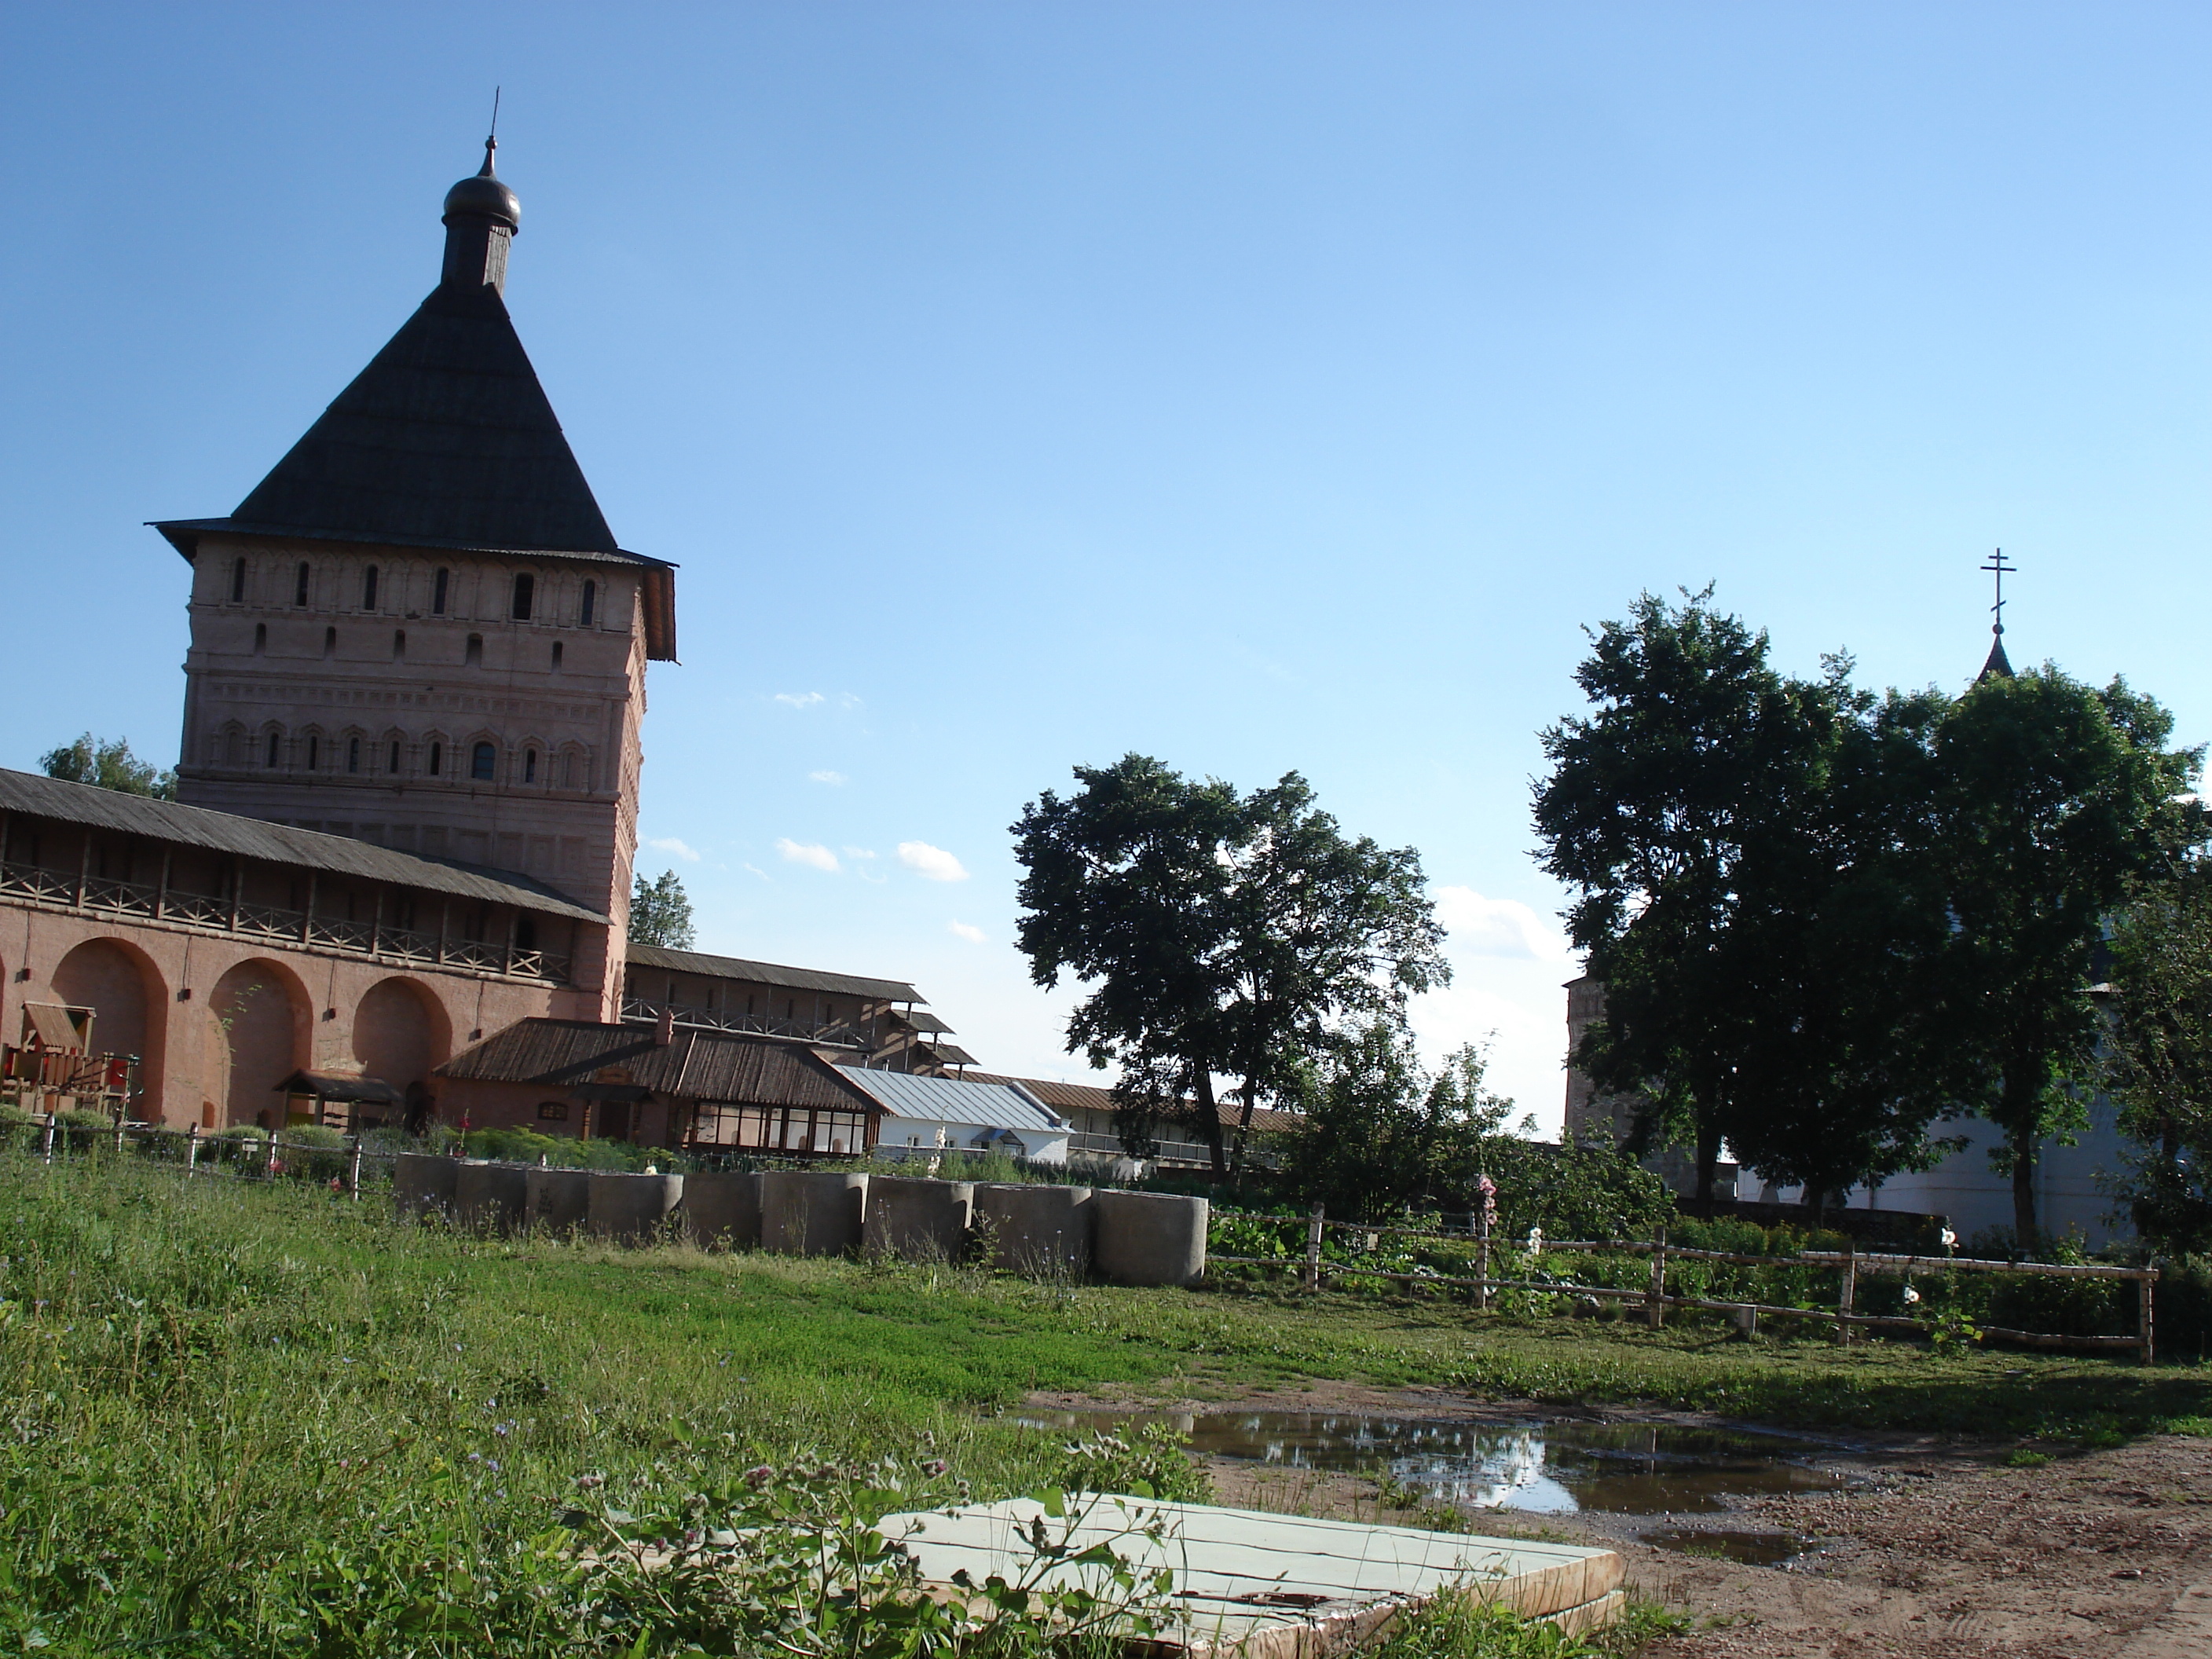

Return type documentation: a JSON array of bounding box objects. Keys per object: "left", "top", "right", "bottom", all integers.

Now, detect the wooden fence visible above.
[
  {"left": 13, "top": 1118, "right": 2163, "bottom": 1364},
  {"left": 1210, "top": 1205, "right": 2162, "bottom": 1364},
  {"left": 19, "top": 1111, "right": 394, "bottom": 1196}
]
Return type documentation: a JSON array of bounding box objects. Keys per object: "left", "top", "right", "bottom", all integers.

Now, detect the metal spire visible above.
[
  {"left": 1976, "top": 549, "right": 2015, "bottom": 681},
  {"left": 481, "top": 87, "right": 501, "bottom": 175}
]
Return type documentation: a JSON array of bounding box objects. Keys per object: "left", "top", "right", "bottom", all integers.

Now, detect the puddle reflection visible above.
[{"left": 1019, "top": 1409, "right": 1846, "bottom": 1522}]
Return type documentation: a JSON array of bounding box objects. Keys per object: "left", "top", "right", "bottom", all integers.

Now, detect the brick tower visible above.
[{"left": 154, "top": 139, "right": 676, "bottom": 1018}]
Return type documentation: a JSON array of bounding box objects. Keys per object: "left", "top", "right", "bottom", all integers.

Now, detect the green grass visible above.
[{"left": 5, "top": 1152, "right": 2210, "bottom": 1654}]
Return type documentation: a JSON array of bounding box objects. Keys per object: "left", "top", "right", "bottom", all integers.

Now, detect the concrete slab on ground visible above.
[{"left": 877, "top": 1495, "right": 1624, "bottom": 1657}]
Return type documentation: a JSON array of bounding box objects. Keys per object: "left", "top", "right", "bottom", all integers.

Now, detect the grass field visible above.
[{"left": 5, "top": 1152, "right": 2208, "bottom": 1655}]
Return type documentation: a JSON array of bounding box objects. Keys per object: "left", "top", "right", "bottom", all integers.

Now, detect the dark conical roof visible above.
[
  {"left": 226, "top": 280, "right": 620, "bottom": 555},
  {"left": 1977, "top": 633, "right": 2014, "bottom": 683},
  {"left": 153, "top": 149, "right": 677, "bottom": 661}
]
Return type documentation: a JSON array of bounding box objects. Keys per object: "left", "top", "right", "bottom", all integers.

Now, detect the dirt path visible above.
[
  {"left": 1024, "top": 1385, "right": 2212, "bottom": 1656},
  {"left": 1627, "top": 1433, "right": 2212, "bottom": 1657}
]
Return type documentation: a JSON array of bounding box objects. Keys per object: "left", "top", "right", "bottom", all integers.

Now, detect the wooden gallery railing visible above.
[{"left": 1209, "top": 1208, "right": 2162, "bottom": 1364}]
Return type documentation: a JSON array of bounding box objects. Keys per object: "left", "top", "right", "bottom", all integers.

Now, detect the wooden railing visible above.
[
  {"left": 0, "top": 859, "right": 569, "bottom": 985},
  {"left": 1209, "top": 1205, "right": 2163, "bottom": 1363}
]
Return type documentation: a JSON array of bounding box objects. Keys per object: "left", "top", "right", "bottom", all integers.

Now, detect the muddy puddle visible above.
[{"left": 1017, "top": 1409, "right": 1843, "bottom": 1566}]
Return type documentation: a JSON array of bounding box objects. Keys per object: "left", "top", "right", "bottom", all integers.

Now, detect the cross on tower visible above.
[{"left": 1980, "top": 548, "right": 2014, "bottom": 638}]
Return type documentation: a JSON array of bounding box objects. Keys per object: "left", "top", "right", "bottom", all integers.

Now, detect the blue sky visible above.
[{"left": 4, "top": 4, "right": 2208, "bottom": 1132}]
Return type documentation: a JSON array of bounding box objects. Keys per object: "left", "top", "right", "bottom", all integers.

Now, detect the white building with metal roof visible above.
[{"left": 835, "top": 1067, "right": 1071, "bottom": 1165}]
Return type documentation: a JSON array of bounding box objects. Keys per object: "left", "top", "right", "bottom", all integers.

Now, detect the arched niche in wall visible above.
[
  {"left": 51, "top": 937, "right": 167, "bottom": 1118},
  {"left": 352, "top": 976, "right": 452, "bottom": 1105},
  {"left": 204, "top": 958, "right": 311, "bottom": 1130}
]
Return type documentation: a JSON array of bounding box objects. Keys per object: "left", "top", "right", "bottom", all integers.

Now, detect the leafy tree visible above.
[
  {"left": 1474, "top": 1135, "right": 1676, "bottom": 1243},
  {"left": 1014, "top": 756, "right": 1244, "bottom": 1173},
  {"left": 2104, "top": 857, "right": 2212, "bottom": 1252},
  {"left": 1930, "top": 668, "right": 2200, "bottom": 1241},
  {"left": 1721, "top": 679, "right": 1968, "bottom": 1221},
  {"left": 1281, "top": 1022, "right": 1672, "bottom": 1234},
  {"left": 1013, "top": 755, "right": 1447, "bottom": 1181},
  {"left": 629, "top": 869, "right": 696, "bottom": 950},
  {"left": 41, "top": 734, "right": 174, "bottom": 800},
  {"left": 1212, "top": 773, "right": 1448, "bottom": 1170},
  {"left": 1280, "top": 1023, "right": 1513, "bottom": 1219},
  {"left": 1533, "top": 590, "right": 1830, "bottom": 1211}
]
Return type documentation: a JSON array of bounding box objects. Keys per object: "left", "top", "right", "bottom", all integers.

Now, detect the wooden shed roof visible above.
[
  {"left": 626, "top": 941, "right": 924, "bottom": 1005},
  {"left": 438, "top": 1018, "right": 877, "bottom": 1112}
]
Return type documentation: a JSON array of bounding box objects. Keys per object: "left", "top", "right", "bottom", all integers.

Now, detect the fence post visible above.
[
  {"left": 1476, "top": 1226, "right": 1491, "bottom": 1313},
  {"left": 41, "top": 1111, "right": 57, "bottom": 1164},
  {"left": 347, "top": 1134, "right": 364, "bottom": 1201},
  {"left": 1303, "top": 1203, "right": 1324, "bottom": 1292},
  {"left": 113, "top": 1111, "right": 126, "bottom": 1157},
  {"left": 2141, "top": 1265, "right": 2157, "bottom": 1368},
  {"left": 185, "top": 1122, "right": 200, "bottom": 1176},
  {"left": 1837, "top": 1247, "right": 1857, "bottom": 1346},
  {"left": 1645, "top": 1230, "right": 1666, "bottom": 1329}
]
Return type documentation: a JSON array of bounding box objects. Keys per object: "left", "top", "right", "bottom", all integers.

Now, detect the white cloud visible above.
[
  {"left": 742, "top": 862, "right": 771, "bottom": 881},
  {"left": 948, "top": 921, "right": 987, "bottom": 944},
  {"left": 898, "top": 840, "right": 969, "bottom": 882},
  {"left": 645, "top": 837, "right": 701, "bottom": 862},
  {"left": 842, "top": 847, "right": 878, "bottom": 860},
  {"left": 808, "top": 770, "right": 847, "bottom": 785},
  {"left": 1434, "top": 887, "right": 1571, "bottom": 963},
  {"left": 774, "top": 691, "right": 826, "bottom": 710},
  {"left": 775, "top": 838, "right": 840, "bottom": 873}
]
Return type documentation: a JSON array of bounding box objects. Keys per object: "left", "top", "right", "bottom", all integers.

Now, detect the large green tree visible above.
[
  {"left": 1533, "top": 590, "right": 1833, "bottom": 1210},
  {"left": 1721, "top": 679, "right": 1968, "bottom": 1220},
  {"left": 41, "top": 734, "right": 174, "bottom": 800},
  {"left": 1933, "top": 668, "right": 2203, "bottom": 1241},
  {"left": 1013, "top": 755, "right": 1446, "bottom": 1181},
  {"left": 629, "top": 870, "right": 697, "bottom": 950}
]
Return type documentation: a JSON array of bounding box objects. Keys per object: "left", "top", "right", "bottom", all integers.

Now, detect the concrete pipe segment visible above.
[
  {"left": 1090, "top": 1189, "right": 1210, "bottom": 1287},
  {"left": 862, "top": 1175, "right": 974, "bottom": 1262},
  {"left": 525, "top": 1166, "right": 592, "bottom": 1236},
  {"left": 760, "top": 1170, "right": 869, "bottom": 1257},
  {"left": 684, "top": 1170, "right": 764, "bottom": 1251},
  {"left": 973, "top": 1183, "right": 1093, "bottom": 1276},
  {"left": 454, "top": 1161, "right": 528, "bottom": 1235},
  {"left": 394, "top": 1151, "right": 460, "bottom": 1223},
  {"left": 588, "top": 1170, "right": 686, "bottom": 1244}
]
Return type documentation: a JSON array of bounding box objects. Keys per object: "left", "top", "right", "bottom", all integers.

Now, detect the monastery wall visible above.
[{"left": 1, "top": 906, "right": 588, "bottom": 1129}]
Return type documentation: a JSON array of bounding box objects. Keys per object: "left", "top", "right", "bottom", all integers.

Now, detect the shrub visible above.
[
  {"left": 563, "top": 1456, "right": 1181, "bottom": 1659},
  {"left": 273, "top": 1124, "right": 350, "bottom": 1183},
  {"left": 203, "top": 1123, "right": 269, "bottom": 1167},
  {"left": 1051, "top": 1423, "right": 1212, "bottom": 1503},
  {"left": 2150, "top": 1254, "right": 2212, "bottom": 1363}
]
